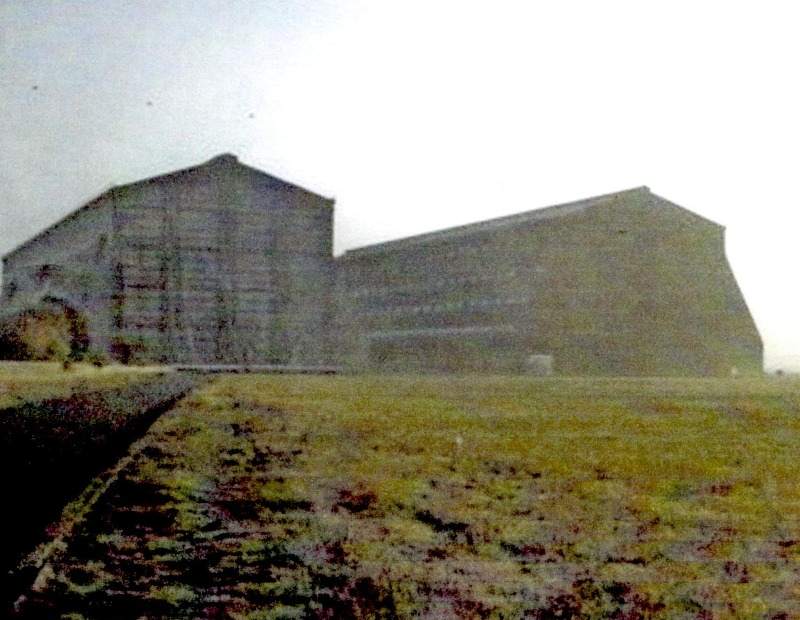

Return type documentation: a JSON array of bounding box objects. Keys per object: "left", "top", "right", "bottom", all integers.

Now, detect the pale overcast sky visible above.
[{"left": 1, "top": 1, "right": 798, "bottom": 369}]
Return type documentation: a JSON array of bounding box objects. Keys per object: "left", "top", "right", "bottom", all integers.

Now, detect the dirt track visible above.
[
  {"left": 14, "top": 385, "right": 391, "bottom": 619},
  {"left": 1, "top": 373, "right": 197, "bottom": 612}
]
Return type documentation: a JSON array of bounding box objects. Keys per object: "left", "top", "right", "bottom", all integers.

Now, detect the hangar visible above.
[
  {"left": 336, "top": 186, "right": 762, "bottom": 375},
  {"left": 1, "top": 154, "right": 333, "bottom": 365},
  {"left": 1, "top": 156, "right": 762, "bottom": 375}
]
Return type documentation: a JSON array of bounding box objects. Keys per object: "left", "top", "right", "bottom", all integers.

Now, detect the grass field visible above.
[
  {"left": 18, "top": 375, "right": 800, "bottom": 618},
  {"left": 0, "top": 362, "right": 166, "bottom": 408}
]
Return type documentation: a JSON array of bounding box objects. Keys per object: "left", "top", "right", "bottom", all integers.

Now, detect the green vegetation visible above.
[
  {"left": 0, "top": 361, "right": 163, "bottom": 408},
  {"left": 0, "top": 301, "right": 93, "bottom": 363},
  {"left": 0, "top": 308, "right": 75, "bottom": 361},
  {"left": 17, "top": 375, "right": 800, "bottom": 618}
]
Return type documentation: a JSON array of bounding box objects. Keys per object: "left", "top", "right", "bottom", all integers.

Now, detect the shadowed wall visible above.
[{"left": 336, "top": 188, "right": 762, "bottom": 376}]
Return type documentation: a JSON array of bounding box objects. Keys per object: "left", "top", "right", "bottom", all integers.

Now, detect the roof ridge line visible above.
[
  {"left": 342, "top": 186, "right": 651, "bottom": 257},
  {"left": 2, "top": 154, "right": 332, "bottom": 261}
]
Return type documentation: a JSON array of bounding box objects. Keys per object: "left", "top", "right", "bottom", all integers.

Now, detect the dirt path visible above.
[
  {"left": 1, "top": 373, "right": 198, "bottom": 611},
  {"left": 14, "top": 383, "right": 387, "bottom": 619}
]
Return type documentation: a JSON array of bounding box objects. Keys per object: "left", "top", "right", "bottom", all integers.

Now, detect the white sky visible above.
[{"left": 1, "top": 1, "right": 798, "bottom": 369}]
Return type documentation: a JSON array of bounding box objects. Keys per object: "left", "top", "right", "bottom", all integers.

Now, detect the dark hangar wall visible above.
[
  {"left": 2, "top": 155, "right": 334, "bottom": 365},
  {"left": 335, "top": 187, "right": 763, "bottom": 376},
  {"left": 109, "top": 154, "right": 333, "bottom": 364}
]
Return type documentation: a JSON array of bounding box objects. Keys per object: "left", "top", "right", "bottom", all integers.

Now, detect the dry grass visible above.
[
  {"left": 0, "top": 362, "right": 167, "bottom": 408},
  {"left": 20, "top": 374, "right": 800, "bottom": 618}
]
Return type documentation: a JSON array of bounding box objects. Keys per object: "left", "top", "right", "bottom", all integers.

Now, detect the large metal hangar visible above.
[{"left": 1, "top": 157, "right": 762, "bottom": 375}]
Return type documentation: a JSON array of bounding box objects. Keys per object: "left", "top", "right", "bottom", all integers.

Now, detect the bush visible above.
[
  {"left": 0, "top": 321, "right": 25, "bottom": 360},
  {"left": 0, "top": 307, "right": 83, "bottom": 362}
]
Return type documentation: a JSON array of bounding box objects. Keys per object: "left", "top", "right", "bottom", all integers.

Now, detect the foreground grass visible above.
[
  {"left": 1, "top": 372, "right": 199, "bottom": 607},
  {"left": 21, "top": 375, "right": 800, "bottom": 618},
  {"left": 0, "top": 362, "right": 166, "bottom": 408}
]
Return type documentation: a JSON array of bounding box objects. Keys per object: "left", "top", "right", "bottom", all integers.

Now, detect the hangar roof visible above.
[
  {"left": 3, "top": 154, "right": 332, "bottom": 261},
  {"left": 109, "top": 154, "right": 333, "bottom": 202},
  {"left": 342, "top": 186, "right": 721, "bottom": 258}
]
